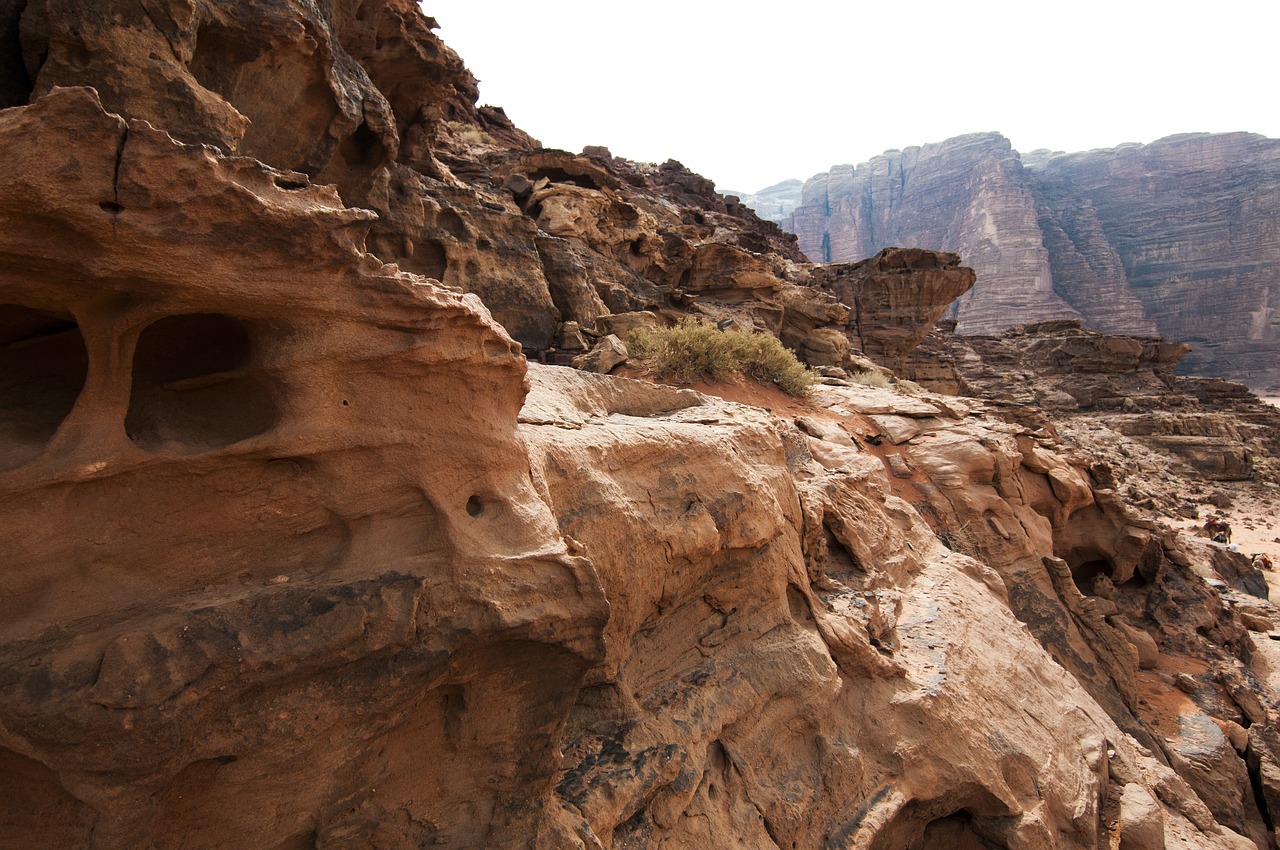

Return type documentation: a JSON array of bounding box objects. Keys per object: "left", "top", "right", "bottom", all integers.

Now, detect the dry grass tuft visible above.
[{"left": 627, "top": 318, "right": 815, "bottom": 397}]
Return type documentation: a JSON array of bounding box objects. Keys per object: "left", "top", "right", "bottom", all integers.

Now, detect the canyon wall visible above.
[{"left": 786, "top": 133, "right": 1280, "bottom": 391}]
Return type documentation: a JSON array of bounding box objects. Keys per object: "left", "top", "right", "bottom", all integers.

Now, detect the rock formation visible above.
[
  {"left": 721, "top": 178, "right": 803, "bottom": 225},
  {"left": 785, "top": 132, "right": 1280, "bottom": 391},
  {"left": 3, "top": 2, "right": 1280, "bottom": 849}
]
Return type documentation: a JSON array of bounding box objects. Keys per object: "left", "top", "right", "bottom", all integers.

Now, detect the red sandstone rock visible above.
[{"left": 3, "top": 3, "right": 1280, "bottom": 849}]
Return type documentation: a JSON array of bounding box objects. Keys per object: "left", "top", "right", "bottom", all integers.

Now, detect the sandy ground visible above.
[{"left": 1169, "top": 485, "right": 1280, "bottom": 563}]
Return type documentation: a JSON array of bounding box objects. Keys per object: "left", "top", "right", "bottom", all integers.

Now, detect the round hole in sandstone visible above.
[
  {"left": 125, "top": 313, "right": 279, "bottom": 454},
  {"left": 466, "top": 495, "right": 483, "bottom": 517},
  {"left": 0, "top": 305, "right": 88, "bottom": 471},
  {"left": 414, "top": 239, "right": 448, "bottom": 281},
  {"left": 436, "top": 208, "right": 469, "bottom": 241}
]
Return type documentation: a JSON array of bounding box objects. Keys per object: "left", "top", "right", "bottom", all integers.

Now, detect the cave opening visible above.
[
  {"left": 918, "top": 810, "right": 1005, "bottom": 849},
  {"left": 125, "top": 313, "right": 278, "bottom": 453},
  {"left": 338, "top": 120, "right": 385, "bottom": 170},
  {"left": 0, "top": 304, "right": 87, "bottom": 471},
  {"left": 0, "top": 1, "right": 34, "bottom": 108},
  {"left": 1063, "top": 546, "right": 1116, "bottom": 595},
  {"left": 528, "top": 167, "right": 599, "bottom": 191}
]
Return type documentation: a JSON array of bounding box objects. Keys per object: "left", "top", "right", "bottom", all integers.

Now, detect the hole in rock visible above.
[
  {"left": 368, "top": 233, "right": 448, "bottom": 282},
  {"left": 527, "top": 167, "right": 600, "bottom": 191},
  {"left": 99, "top": 201, "right": 123, "bottom": 213},
  {"left": 125, "top": 313, "right": 279, "bottom": 454},
  {"left": 1070, "top": 559, "right": 1113, "bottom": 594},
  {"left": 65, "top": 42, "right": 91, "bottom": 70},
  {"left": 693, "top": 212, "right": 705, "bottom": 225},
  {"left": 918, "top": 810, "right": 1005, "bottom": 849},
  {"left": 273, "top": 176, "right": 309, "bottom": 191},
  {"left": 0, "top": 2, "right": 34, "bottom": 109},
  {"left": 1063, "top": 546, "right": 1115, "bottom": 594},
  {"left": 466, "top": 495, "right": 483, "bottom": 517},
  {"left": 615, "top": 203, "right": 640, "bottom": 224},
  {"left": 414, "top": 239, "right": 448, "bottom": 281},
  {"left": 435, "top": 208, "right": 469, "bottom": 241},
  {"left": 338, "top": 121, "right": 385, "bottom": 169},
  {"left": 0, "top": 304, "right": 87, "bottom": 471}
]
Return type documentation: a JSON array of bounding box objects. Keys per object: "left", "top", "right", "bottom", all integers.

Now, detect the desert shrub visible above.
[
  {"left": 847, "top": 369, "right": 890, "bottom": 388},
  {"left": 938, "top": 521, "right": 980, "bottom": 558},
  {"left": 627, "top": 318, "right": 814, "bottom": 396},
  {"left": 445, "top": 121, "right": 493, "bottom": 146}
]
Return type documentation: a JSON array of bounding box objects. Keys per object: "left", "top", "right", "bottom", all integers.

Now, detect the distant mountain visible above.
[
  {"left": 767, "top": 132, "right": 1280, "bottom": 390},
  {"left": 720, "top": 178, "right": 804, "bottom": 226}
]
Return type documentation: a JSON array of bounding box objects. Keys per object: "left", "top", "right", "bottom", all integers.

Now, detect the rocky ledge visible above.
[{"left": 3, "top": 2, "right": 1280, "bottom": 850}]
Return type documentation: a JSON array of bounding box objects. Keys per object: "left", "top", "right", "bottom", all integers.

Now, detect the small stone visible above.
[{"left": 1174, "top": 673, "right": 1199, "bottom": 693}]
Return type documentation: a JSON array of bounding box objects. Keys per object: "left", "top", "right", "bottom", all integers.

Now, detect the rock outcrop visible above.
[
  {"left": 785, "top": 132, "right": 1280, "bottom": 390},
  {"left": 4, "top": 3, "right": 1280, "bottom": 850},
  {"left": 807, "top": 247, "right": 976, "bottom": 365},
  {"left": 721, "top": 178, "right": 804, "bottom": 225}
]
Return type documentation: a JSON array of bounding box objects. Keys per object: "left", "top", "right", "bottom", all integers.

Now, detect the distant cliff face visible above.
[
  {"left": 786, "top": 132, "right": 1280, "bottom": 391},
  {"left": 1032, "top": 134, "right": 1280, "bottom": 390},
  {"left": 721, "top": 179, "right": 803, "bottom": 226}
]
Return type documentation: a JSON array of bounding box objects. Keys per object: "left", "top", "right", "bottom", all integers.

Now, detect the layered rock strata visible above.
[
  {"left": 900, "top": 319, "right": 1280, "bottom": 486},
  {"left": 786, "top": 132, "right": 1280, "bottom": 390},
  {"left": 3, "top": 2, "right": 1280, "bottom": 849}
]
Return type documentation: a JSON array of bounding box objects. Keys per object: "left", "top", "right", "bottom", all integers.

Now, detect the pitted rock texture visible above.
[
  {"left": 0, "top": 86, "right": 607, "bottom": 850},
  {"left": 786, "top": 131, "right": 1280, "bottom": 390},
  {"left": 5, "top": 2, "right": 1280, "bottom": 849}
]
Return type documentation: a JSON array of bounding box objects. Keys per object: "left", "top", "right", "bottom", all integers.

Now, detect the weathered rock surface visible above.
[
  {"left": 807, "top": 247, "right": 976, "bottom": 364},
  {"left": 0, "top": 85, "right": 606, "bottom": 849},
  {"left": 900, "top": 319, "right": 1280, "bottom": 485},
  {"left": 785, "top": 131, "right": 1280, "bottom": 390},
  {"left": 788, "top": 133, "right": 1142, "bottom": 335},
  {"left": 1032, "top": 134, "right": 1280, "bottom": 391},
  {"left": 4, "top": 2, "right": 1280, "bottom": 849}
]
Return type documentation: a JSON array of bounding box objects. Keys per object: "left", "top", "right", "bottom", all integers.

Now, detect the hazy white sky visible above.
[{"left": 424, "top": 1, "right": 1279, "bottom": 192}]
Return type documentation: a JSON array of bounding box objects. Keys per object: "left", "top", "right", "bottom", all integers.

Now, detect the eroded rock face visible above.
[
  {"left": 5, "top": 3, "right": 1280, "bottom": 849},
  {"left": 786, "top": 131, "right": 1280, "bottom": 390},
  {"left": 789, "top": 133, "right": 1148, "bottom": 337},
  {"left": 0, "top": 87, "right": 606, "bottom": 849},
  {"left": 1031, "top": 134, "right": 1280, "bottom": 392},
  {"left": 806, "top": 247, "right": 976, "bottom": 363},
  {"left": 903, "top": 320, "right": 1280, "bottom": 484}
]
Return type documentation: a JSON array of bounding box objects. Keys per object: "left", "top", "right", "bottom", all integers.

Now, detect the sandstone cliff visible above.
[
  {"left": 4, "top": 3, "right": 1280, "bottom": 850},
  {"left": 786, "top": 132, "right": 1280, "bottom": 391}
]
